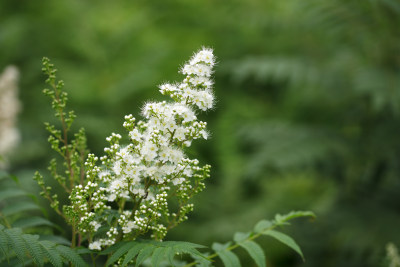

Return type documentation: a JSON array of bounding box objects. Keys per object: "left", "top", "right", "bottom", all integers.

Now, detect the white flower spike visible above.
[{"left": 67, "top": 48, "right": 216, "bottom": 250}]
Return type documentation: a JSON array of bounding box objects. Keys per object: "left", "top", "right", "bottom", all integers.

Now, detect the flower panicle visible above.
[{"left": 67, "top": 48, "right": 216, "bottom": 250}]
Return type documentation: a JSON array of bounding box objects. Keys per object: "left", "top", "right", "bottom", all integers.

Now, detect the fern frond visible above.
[
  {"left": 0, "top": 188, "right": 26, "bottom": 202},
  {"left": 39, "top": 240, "right": 63, "bottom": 267},
  {"left": 0, "top": 172, "right": 57, "bottom": 232},
  {"left": 3, "top": 227, "right": 26, "bottom": 264},
  {"left": 0, "top": 225, "right": 87, "bottom": 266},
  {"left": 227, "top": 56, "right": 318, "bottom": 87},
  {"left": 105, "top": 240, "right": 207, "bottom": 267},
  {"left": 135, "top": 246, "right": 154, "bottom": 267},
  {"left": 120, "top": 243, "right": 146, "bottom": 267},
  {"left": 22, "top": 234, "right": 44, "bottom": 267},
  {"left": 39, "top": 235, "right": 71, "bottom": 246},
  {"left": 239, "top": 122, "right": 344, "bottom": 175},
  {"left": 12, "top": 216, "right": 55, "bottom": 229},
  {"left": 55, "top": 245, "right": 88, "bottom": 267},
  {"left": 1, "top": 201, "right": 40, "bottom": 217}
]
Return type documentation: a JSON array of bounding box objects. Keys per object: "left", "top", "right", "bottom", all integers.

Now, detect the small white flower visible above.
[
  {"left": 129, "top": 128, "right": 142, "bottom": 141},
  {"left": 89, "top": 241, "right": 101, "bottom": 251},
  {"left": 172, "top": 177, "right": 185, "bottom": 185},
  {"left": 90, "top": 221, "right": 101, "bottom": 231}
]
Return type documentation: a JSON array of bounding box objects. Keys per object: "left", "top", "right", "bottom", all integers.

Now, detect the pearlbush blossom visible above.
[{"left": 65, "top": 48, "right": 216, "bottom": 250}]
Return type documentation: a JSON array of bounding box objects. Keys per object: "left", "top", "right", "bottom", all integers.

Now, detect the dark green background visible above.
[{"left": 1, "top": 0, "right": 400, "bottom": 266}]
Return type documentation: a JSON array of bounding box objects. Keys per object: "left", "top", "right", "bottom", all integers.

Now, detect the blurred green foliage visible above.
[{"left": 1, "top": 0, "right": 400, "bottom": 266}]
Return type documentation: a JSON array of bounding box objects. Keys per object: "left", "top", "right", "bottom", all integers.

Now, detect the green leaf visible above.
[
  {"left": 39, "top": 235, "right": 71, "bottom": 246},
  {"left": 121, "top": 243, "right": 146, "bottom": 267},
  {"left": 191, "top": 253, "right": 212, "bottom": 267},
  {"left": 1, "top": 201, "right": 40, "bottom": 216},
  {"left": 75, "top": 247, "right": 92, "bottom": 255},
  {"left": 5, "top": 257, "right": 32, "bottom": 267},
  {"left": 135, "top": 246, "right": 155, "bottom": 267},
  {"left": 100, "top": 241, "right": 128, "bottom": 255},
  {"left": 22, "top": 234, "right": 44, "bottom": 267},
  {"left": 238, "top": 241, "right": 265, "bottom": 267},
  {"left": 170, "top": 241, "right": 208, "bottom": 260},
  {"left": 164, "top": 246, "right": 175, "bottom": 266},
  {"left": 156, "top": 241, "right": 206, "bottom": 250},
  {"left": 151, "top": 247, "right": 166, "bottom": 267},
  {"left": 264, "top": 230, "right": 304, "bottom": 260},
  {"left": 254, "top": 220, "right": 273, "bottom": 233},
  {"left": 233, "top": 232, "right": 251, "bottom": 243},
  {"left": 3, "top": 228, "right": 26, "bottom": 264},
  {"left": 0, "top": 189, "right": 27, "bottom": 201},
  {"left": 39, "top": 240, "right": 63, "bottom": 267},
  {"left": 212, "top": 242, "right": 241, "bottom": 267},
  {"left": 0, "top": 226, "right": 9, "bottom": 257},
  {"left": 274, "top": 211, "right": 315, "bottom": 225},
  {"left": 56, "top": 245, "right": 88, "bottom": 267},
  {"left": 12, "top": 216, "right": 54, "bottom": 229},
  {"left": 106, "top": 242, "right": 133, "bottom": 266}
]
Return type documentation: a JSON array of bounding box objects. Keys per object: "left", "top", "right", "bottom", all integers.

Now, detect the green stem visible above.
[
  {"left": 51, "top": 81, "right": 74, "bottom": 190},
  {"left": 183, "top": 224, "right": 280, "bottom": 267},
  {"left": 71, "top": 223, "right": 76, "bottom": 248},
  {"left": 91, "top": 253, "right": 97, "bottom": 267}
]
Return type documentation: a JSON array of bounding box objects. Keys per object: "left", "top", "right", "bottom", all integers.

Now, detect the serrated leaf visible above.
[
  {"left": 233, "top": 232, "right": 251, "bottom": 243},
  {"left": 254, "top": 220, "right": 273, "bottom": 233},
  {"left": 39, "top": 240, "right": 63, "bottom": 267},
  {"left": 39, "top": 235, "right": 71, "bottom": 246},
  {"left": 4, "top": 256, "right": 32, "bottom": 267},
  {"left": 100, "top": 241, "right": 128, "bottom": 255},
  {"left": 171, "top": 241, "right": 208, "bottom": 260},
  {"left": 212, "top": 243, "right": 241, "bottom": 267},
  {"left": 164, "top": 246, "right": 175, "bottom": 266},
  {"left": 0, "top": 230, "right": 9, "bottom": 258},
  {"left": 22, "top": 234, "right": 44, "bottom": 267},
  {"left": 136, "top": 246, "right": 155, "bottom": 267},
  {"left": 12, "top": 216, "right": 54, "bottom": 229},
  {"left": 264, "top": 230, "right": 304, "bottom": 260},
  {"left": 75, "top": 247, "right": 92, "bottom": 255},
  {"left": 162, "top": 241, "right": 206, "bottom": 249},
  {"left": 1, "top": 201, "right": 40, "bottom": 216},
  {"left": 151, "top": 247, "right": 166, "bottom": 267},
  {"left": 239, "top": 241, "right": 265, "bottom": 267},
  {"left": 191, "top": 253, "right": 212, "bottom": 267},
  {"left": 121, "top": 243, "right": 146, "bottom": 267},
  {"left": 56, "top": 245, "right": 87, "bottom": 267},
  {"left": 3, "top": 228, "right": 26, "bottom": 264},
  {"left": 212, "top": 242, "right": 230, "bottom": 252},
  {"left": 106, "top": 242, "right": 133, "bottom": 267},
  {"left": 0, "top": 189, "right": 27, "bottom": 201}
]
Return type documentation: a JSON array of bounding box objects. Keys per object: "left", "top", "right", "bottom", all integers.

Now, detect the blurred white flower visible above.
[{"left": 0, "top": 66, "right": 20, "bottom": 168}]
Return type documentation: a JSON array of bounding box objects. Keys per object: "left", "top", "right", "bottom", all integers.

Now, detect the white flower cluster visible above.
[
  {"left": 0, "top": 66, "right": 20, "bottom": 168},
  {"left": 67, "top": 48, "right": 215, "bottom": 250}
]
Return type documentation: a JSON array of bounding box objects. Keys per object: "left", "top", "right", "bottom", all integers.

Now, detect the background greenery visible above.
[{"left": 1, "top": 0, "right": 400, "bottom": 266}]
